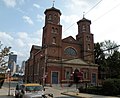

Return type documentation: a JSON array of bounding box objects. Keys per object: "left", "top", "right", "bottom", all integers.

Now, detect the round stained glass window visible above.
[{"left": 64, "top": 47, "right": 77, "bottom": 56}]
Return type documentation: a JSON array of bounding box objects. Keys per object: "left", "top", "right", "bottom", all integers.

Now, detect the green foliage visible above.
[
  {"left": 94, "top": 42, "right": 105, "bottom": 65},
  {"left": 102, "top": 79, "right": 120, "bottom": 95},
  {"left": 94, "top": 40, "right": 120, "bottom": 79},
  {"left": 79, "top": 79, "right": 120, "bottom": 96},
  {"left": 0, "top": 41, "right": 12, "bottom": 71},
  {"left": 101, "top": 40, "right": 118, "bottom": 56},
  {"left": 94, "top": 42, "right": 108, "bottom": 79},
  {"left": 107, "top": 51, "right": 120, "bottom": 78}
]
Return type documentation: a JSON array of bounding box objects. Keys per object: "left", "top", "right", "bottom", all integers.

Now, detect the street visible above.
[
  {"left": 1, "top": 81, "right": 119, "bottom": 98},
  {"left": 0, "top": 81, "right": 76, "bottom": 98}
]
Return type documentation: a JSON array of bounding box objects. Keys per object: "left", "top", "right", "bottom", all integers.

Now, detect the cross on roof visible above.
[
  {"left": 52, "top": 0, "right": 55, "bottom": 7},
  {"left": 83, "top": 12, "right": 85, "bottom": 18}
]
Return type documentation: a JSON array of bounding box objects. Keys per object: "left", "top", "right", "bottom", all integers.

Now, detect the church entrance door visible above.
[{"left": 52, "top": 72, "right": 58, "bottom": 84}]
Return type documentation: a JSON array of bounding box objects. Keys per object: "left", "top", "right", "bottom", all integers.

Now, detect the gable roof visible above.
[
  {"left": 62, "top": 36, "right": 78, "bottom": 44},
  {"left": 62, "top": 58, "right": 88, "bottom": 65},
  {"left": 30, "top": 45, "right": 42, "bottom": 53},
  {"left": 61, "top": 58, "right": 98, "bottom": 67}
]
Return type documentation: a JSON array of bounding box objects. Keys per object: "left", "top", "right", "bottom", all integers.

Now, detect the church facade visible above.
[{"left": 25, "top": 6, "right": 98, "bottom": 86}]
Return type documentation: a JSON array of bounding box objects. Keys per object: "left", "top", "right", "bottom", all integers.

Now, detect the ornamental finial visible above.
[
  {"left": 83, "top": 12, "right": 85, "bottom": 18},
  {"left": 52, "top": 0, "right": 55, "bottom": 7}
]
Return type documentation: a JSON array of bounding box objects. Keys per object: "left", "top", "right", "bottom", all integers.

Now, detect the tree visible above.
[
  {"left": 94, "top": 40, "right": 120, "bottom": 79},
  {"left": 94, "top": 42, "right": 106, "bottom": 65},
  {"left": 0, "top": 41, "right": 12, "bottom": 72},
  {"left": 94, "top": 42, "right": 108, "bottom": 79},
  {"left": 101, "top": 40, "right": 118, "bottom": 57},
  {"left": 107, "top": 51, "right": 120, "bottom": 78}
]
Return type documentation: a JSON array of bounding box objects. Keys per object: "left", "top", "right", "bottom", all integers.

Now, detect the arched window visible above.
[
  {"left": 82, "top": 25, "right": 86, "bottom": 32},
  {"left": 52, "top": 37, "right": 56, "bottom": 44},
  {"left": 88, "top": 44, "right": 90, "bottom": 50},
  {"left": 64, "top": 47, "right": 77, "bottom": 56},
  {"left": 54, "top": 15, "right": 57, "bottom": 19},
  {"left": 51, "top": 27, "right": 54, "bottom": 33},
  {"left": 55, "top": 28, "right": 58, "bottom": 33},
  {"left": 48, "top": 14, "right": 52, "bottom": 20}
]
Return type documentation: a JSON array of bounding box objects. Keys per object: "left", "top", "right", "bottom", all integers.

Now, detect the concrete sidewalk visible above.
[
  {"left": 62, "top": 91, "right": 119, "bottom": 98},
  {"left": 0, "top": 86, "right": 15, "bottom": 96},
  {"left": 51, "top": 85, "right": 119, "bottom": 98},
  {"left": 0, "top": 87, "right": 8, "bottom": 96}
]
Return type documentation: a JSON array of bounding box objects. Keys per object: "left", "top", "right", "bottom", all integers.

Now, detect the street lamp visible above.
[
  {"left": 42, "top": 66, "right": 45, "bottom": 86},
  {"left": 40, "top": 45, "right": 48, "bottom": 86},
  {"left": 42, "top": 66, "right": 47, "bottom": 86},
  {"left": 7, "top": 68, "right": 11, "bottom": 96},
  {"left": 44, "top": 45, "right": 48, "bottom": 86}
]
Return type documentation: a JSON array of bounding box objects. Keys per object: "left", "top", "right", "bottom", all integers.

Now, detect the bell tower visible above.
[
  {"left": 76, "top": 17, "right": 94, "bottom": 63},
  {"left": 42, "top": 5, "right": 62, "bottom": 59}
]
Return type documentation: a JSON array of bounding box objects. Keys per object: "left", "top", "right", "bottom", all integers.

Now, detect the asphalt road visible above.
[
  {"left": 0, "top": 81, "right": 76, "bottom": 98},
  {"left": 1, "top": 82, "right": 119, "bottom": 98}
]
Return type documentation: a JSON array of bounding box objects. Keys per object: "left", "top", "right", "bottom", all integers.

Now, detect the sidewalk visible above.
[
  {"left": 0, "top": 86, "right": 15, "bottom": 96},
  {"left": 51, "top": 85, "right": 119, "bottom": 98},
  {"left": 0, "top": 87, "right": 8, "bottom": 96},
  {"left": 62, "top": 91, "right": 119, "bottom": 98},
  {"left": 0, "top": 83, "right": 119, "bottom": 98}
]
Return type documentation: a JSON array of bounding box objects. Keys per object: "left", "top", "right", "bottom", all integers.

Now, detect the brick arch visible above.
[{"left": 64, "top": 46, "right": 77, "bottom": 56}]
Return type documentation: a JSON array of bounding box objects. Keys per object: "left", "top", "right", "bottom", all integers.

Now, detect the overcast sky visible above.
[{"left": 0, "top": 0, "right": 120, "bottom": 66}]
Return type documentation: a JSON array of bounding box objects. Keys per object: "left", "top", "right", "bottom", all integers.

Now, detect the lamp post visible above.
[
  {"left": 44, "top": 45, "right": 48, "bottom": 86},
  {"left": 7, "top": 52, "right": 14, "bottom": 96},
  {"left": 42, "top": 66, "right": 45, "bottom": 86},
  {"left": 7, "top": 68, "right": 11, "bottom": 96}
]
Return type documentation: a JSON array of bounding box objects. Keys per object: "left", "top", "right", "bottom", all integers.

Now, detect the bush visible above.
[
  {"left": 78, "top": 86, "right": 102, "bottom": 95},
  {"left": 78, "top": 79, "right": 120, "bottom": 96},
  {"left": 102, "top": 79, "right": 120, "bottom": 96}
]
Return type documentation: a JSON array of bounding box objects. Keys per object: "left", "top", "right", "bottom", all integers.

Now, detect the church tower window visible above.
[
  {"left": 52, "top": 37, "right": 56, "bottom": 44},
  {"left": 82, "top": 25, "right": 86, "bottom": 32},
  {"left": 55, "top": 28, "right": 58, "bottom": 33},
  {"left": 48, "top": 14, "right": 52, "bottom": 20},
  {"left": 54, "top": 15, "right": 57, "bottom": 19},
  {"left": 88, "top": 44, "right": 90, "bottom": 50},
  {"left": 51, "top": 27, "right": 54, "bottom": 33}
]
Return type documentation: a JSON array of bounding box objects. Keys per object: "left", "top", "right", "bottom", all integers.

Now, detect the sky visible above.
[{"left": 0, "top": 0, "right": 120, "bottom": 66}]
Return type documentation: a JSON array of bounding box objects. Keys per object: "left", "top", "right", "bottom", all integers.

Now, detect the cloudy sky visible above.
[{"left": 0, "top": 0, "right": 120, "bottom": 66}]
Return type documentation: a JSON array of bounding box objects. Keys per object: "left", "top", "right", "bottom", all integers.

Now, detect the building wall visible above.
[
  {"left": 25, "top": 6, "right": 98, "bottom": 86},
  {"left": 62, "top": 40, "right": 81, "bottom": 59}
]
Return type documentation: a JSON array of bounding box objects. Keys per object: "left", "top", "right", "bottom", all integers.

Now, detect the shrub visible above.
[
  {"left": 102, "top": 79, "right": 120, "bottom": 96},
  {"left": 78, "top": 86, "right": 102, "bottom": 94},
  {"left": 79, "top": 79, "right": 120, "bottom": 96}
]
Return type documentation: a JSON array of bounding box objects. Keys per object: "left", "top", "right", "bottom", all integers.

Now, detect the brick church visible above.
[{"left": 25, "top": 5, "right": 98, "bottom": 86}]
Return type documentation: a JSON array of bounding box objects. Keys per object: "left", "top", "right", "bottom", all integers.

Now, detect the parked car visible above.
[{"left": 15, "top": 83, "right": 53, "bottom": 98}]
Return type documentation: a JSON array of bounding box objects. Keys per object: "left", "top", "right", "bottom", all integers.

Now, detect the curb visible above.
[{"left": 61, "top": 92, "right": 92, "bottom": 98}]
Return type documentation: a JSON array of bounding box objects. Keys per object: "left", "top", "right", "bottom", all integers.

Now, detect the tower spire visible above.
[
  {"left": 83, "top": 12, "right": 85, "bottom": 18},
  {"left": 52, "top": 0, "right": 55, "bottom": 7}
]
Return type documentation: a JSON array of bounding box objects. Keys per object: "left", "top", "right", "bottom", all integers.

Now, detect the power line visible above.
[
  {"left": 85, "top": 0, "right": 103, "bottom": 16},
  {"left": 63, "top": 0, "right": 103, "bottom": 33},
  {"left": 93, "top": 2, "right": 120, "bottom": 22},
  {"left": 103, "top": 45, "right": 120, "bottom": 52},
  {"left": 62, "top": 44, "right": 120, "bottom": 62},
  {"left": 63, "top": 23, "right": 76, "bottom": 33},
  {"left": 63, "top": 0, "right": 120, "bottom": 33}
]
